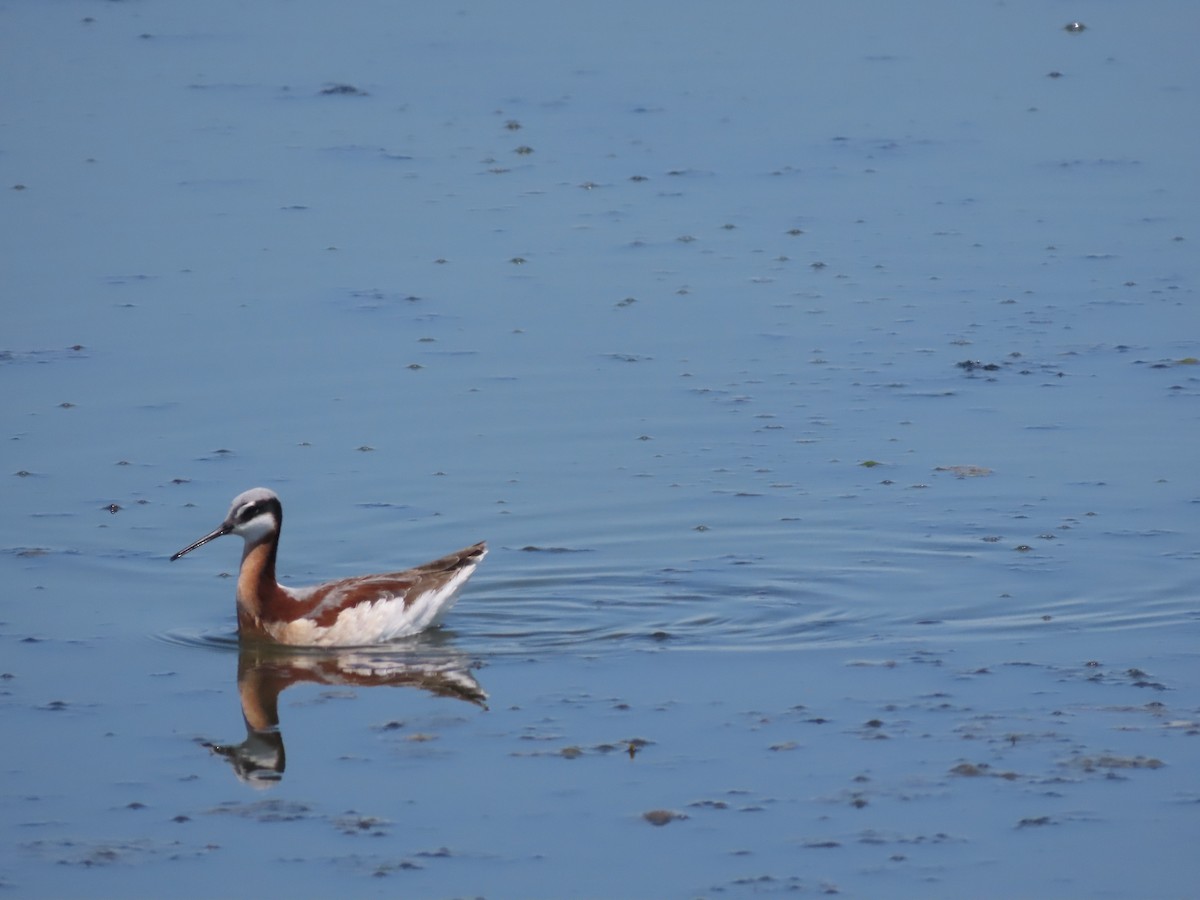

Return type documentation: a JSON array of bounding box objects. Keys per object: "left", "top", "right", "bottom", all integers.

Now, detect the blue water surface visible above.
[{"left": 2, "top": 2, "right": 1198, "bottom": 897}]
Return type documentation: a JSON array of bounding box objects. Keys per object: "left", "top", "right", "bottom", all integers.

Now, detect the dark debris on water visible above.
[{"left": 642, "top": 809, "right": 687, "bottom": 826}]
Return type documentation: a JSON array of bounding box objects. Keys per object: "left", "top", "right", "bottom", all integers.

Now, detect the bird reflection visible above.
[{"left": 205, "top": 640, "right": 487, "bottom": 786}]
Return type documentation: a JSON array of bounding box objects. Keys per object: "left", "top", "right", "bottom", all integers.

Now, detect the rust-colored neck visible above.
[{"left": 236, "top": 538, "right": 280, "bottom": 638}]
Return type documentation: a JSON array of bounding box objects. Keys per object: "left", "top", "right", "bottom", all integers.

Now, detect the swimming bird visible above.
[{"left": 171, "top": 487, "right": 486, "bottom": 646}]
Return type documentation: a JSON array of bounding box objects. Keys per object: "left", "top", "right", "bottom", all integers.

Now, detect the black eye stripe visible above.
[{"left": 231, "top": 495, "right": 281, "bottom": 528}]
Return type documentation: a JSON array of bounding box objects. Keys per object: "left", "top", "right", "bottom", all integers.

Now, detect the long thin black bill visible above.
[{"left": 171, "top": 524, "right": 231, "bottom": 561}]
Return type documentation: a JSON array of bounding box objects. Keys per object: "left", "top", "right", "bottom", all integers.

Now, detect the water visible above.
[{"left": 2, "top": 1, "right": 1198, "bottom": 897}]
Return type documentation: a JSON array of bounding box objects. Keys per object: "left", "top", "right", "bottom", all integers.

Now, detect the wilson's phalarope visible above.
[{"left": 171, "top": 487, "right": 486, "bottom": 646}]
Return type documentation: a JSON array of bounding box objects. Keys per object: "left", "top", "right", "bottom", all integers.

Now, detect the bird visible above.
[{"left": 170, "top": 487, "right": 486, "bottom": 646}]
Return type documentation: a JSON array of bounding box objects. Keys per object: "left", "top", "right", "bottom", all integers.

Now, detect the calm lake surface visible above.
[{"left": 3, "top": 2, "right": 1198, "bottom": 897}]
